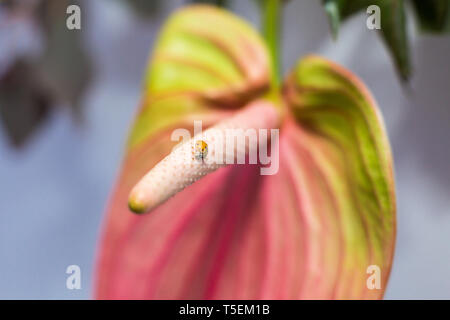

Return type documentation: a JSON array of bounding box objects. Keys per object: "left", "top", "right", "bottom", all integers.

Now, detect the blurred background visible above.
[{"left": 0, "top": 0, "right": 449, "bottom": 299}]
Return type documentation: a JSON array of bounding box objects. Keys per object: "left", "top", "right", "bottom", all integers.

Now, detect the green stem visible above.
[{"left": 261, "top": 0, "right": 281, "bottom": 86}]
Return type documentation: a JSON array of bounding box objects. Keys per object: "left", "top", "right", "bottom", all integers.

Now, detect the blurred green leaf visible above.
[
  {"left": 322, "top": 0, "right": 410, "bottom": 81},
  {"left": 323, "top": 0, "right": 340, "bottom": 39},
  {"left": 411, "top": 0, "right": 450, "bottom": 33}
]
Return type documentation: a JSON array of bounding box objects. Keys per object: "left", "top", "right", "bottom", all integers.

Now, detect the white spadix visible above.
[{"left": 128, "top": 101, "right": 280, "bottom": 213}]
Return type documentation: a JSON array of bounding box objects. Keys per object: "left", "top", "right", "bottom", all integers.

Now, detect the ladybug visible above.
[{"left": 194, "top": 140, "right": 208, "bottom": 161}]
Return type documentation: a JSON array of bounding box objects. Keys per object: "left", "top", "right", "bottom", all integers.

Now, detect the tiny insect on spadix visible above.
[{"left": 194, "top": 140, "right": 208, "bottom": 161}]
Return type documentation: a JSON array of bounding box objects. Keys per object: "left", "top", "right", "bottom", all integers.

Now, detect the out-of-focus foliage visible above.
[
  {"left": 0, "top": 0, "right": 91, "bottom": 147},
  {"left": 411, "top": 0, "right": 450, "bottom": 32},
  {"left": 189, "top": 0, "right": 227, "bottom": 7},
  {"left": 2, "top": 0, "right": 449, "bottom": 148},
  {"left": 322, "top": 0, "right": 409, "bottom": 81},
  {"left": 37, "top": 0, "right": 91, "bottom": 117},
  {"left": 123, "top": 0, "right": 227, "bottom": 18},
  {"left": 119, "top": 0, "right": 164, "bottom": 18},
  {"left": 0, "top": 59, "right": 53, "bottom": 146},
  {"left": 322, "top": 0, "right": 450, "bottom": 82},
  {"left": 0, "top": 0, "right": 228, "bottom": 148}
]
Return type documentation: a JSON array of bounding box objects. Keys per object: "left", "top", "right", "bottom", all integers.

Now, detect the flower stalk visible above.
[{"left": 261, "top": 0, "right": 281, "bottom": 87}]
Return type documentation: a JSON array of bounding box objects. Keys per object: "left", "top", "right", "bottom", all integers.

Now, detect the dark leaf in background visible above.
[
  {"left": 0, "top": 0, "right": 16, "bottom": 9},
  {"left": 0, "top": 59, "right": 53, "bottom": 147},
  {"left": 322, "top": 0, "right": 410, "bottom": 81},
  {"left": 37, "top": 0, "right": 92, "bottom": 117},
  {"left": 189, "top": 0, "right": 228, "bottom": 7},
  {"left": 121, "top": 0, "right": 229, "bottom": 20},
  {"left": 120, "top": 0, "right": 164, "bottom": 18},
  {"left": 411, "top": 0, "right": 450, "bottom": 33},
  {"left": 0, "top": 0, "right": 92, "bottom": 148},
  {"left": 377, "top": 0, "right": 410, "bottom": 81}
]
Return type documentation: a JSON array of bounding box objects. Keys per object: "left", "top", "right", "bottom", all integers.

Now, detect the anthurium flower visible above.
[{"left": 95, "top": 4, "right": 395, "bottom": 299}]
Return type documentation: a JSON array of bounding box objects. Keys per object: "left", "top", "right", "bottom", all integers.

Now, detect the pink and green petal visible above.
[
  {"left": 128, "top": 5, "right": 273, "bottom": 150},
  {"left": 95, "top": 6, "right": 396, "bottom": 300},
  {"left": 283, "top": 55, "right": 396, "bottom": 298}
]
